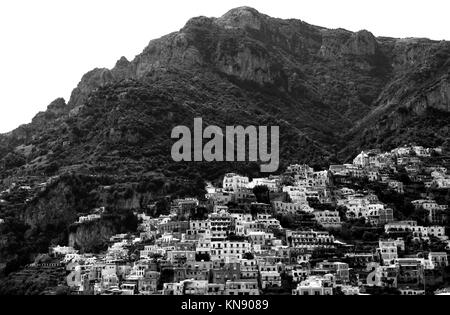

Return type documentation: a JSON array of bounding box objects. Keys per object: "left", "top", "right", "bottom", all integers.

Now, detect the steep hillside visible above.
[
  {"left": 0, "top": 6, "right": 448, "bottom": 192},
  {"left": 0, "top": 6, "right": 449, "bottom": 283}
]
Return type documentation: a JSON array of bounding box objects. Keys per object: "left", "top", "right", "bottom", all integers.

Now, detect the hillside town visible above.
[{"left": 1, "top": 145, "right": 450, "bottom": 295}]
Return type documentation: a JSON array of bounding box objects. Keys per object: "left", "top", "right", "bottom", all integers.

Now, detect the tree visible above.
[
  {"left": 410, "top": 207, "right": 429, "bottom": 226},
  {"left": 242, "top": 252, "right": 255, "bottom": 260},
  {"left": 2, "top": 152, "right": 26, "bottom": 169},
  {"left": 44, "top": 161, "right": 60, "bottom": 175},
  {"left": 362, "top": 231, "right": 378, "bottom": 242},
  {"left": 253, "top": 185, "right": 270, "bottom": 203}
]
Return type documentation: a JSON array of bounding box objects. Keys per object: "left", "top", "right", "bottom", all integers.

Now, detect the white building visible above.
[
  {"left": 353, "top": 151, "right": 372, "bottom": 167},
  {"left": 190, "top": 220, "right": 211, "bottom": 231},
  {"left": 385, "top": 221, "right": 431, "bottom": 241},
  {"left": 223, "top": 173, "right": 249, "bottom": 192},
  {"left": 140, "top": 245, "right": 167, "bottom": 258},
  {"left": 286, "top": 164, "right": 314, "bottom": 177},
  {"left": 210, "top": 241, "right": 251, "bottom": 261},
  {"left": 314, "top": 210, "right": 342, "bottom": 229},
  {"left": 433, "top": 176, "right": 450, "bottom": 189},
  {"left": 412, "top": 146, "right": 431, "bottom": 157},
  {"left": 287, "top": 230, "right": 335, "bottom": 250},
  {"left": 260, "top": 270, "right": 282, "bottom": 289},
  {"left": 213, "top": 205, "right": 229, "bottom": 213},
  {"left": 51, "top": 246, "right": 78, "bottom": 257},
  {"left": 427, "top": 226, "right": 448, "bottom": 241},
  {"left": 196, "top": 239, "right": 212, "bottom": 255},
  {"left": 247, "top": 178, "right": 280, "bottom": 192},
  {"left": 412, "top": 200, "right": 447, "bottom": 212},
  {"left": 378, "top": 240, "right": 398, "bottom": 265},
  {"left": 225, "top": 280, "right": 259, "bottom": 295},
  {"left": 429, "top": 252, "right": 448, "bottom": 268},
  {"left": 77, "top": 214, "right": 101, "bottom": 224},
  {"left": 387, "top": 180, "right": 404, "bottom": 194},
  {"left": 292, "top": 275, "right": 334, "bottom": 295},
  {"left": 283, "top": 186, "right": 308, "bottom": 204},
  {"left": 273, "top": 201, "right": 313, "bottom": 214},
  {"left": 248, "top": 231, "right": 275, "bottom": 246},
  {"left": 391, "top": 146, "right": 411, "bottom": 156}
]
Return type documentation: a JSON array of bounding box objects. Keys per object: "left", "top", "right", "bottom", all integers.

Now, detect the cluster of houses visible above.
[
  {"left": 75, "top": 207, "right": 105, "bottom": 224},
  {"left": 347, "top": 146, "right": 449, "bottom": 189},
  {"left": 25, "top": 145, "right": 450, "bottom": 295}
]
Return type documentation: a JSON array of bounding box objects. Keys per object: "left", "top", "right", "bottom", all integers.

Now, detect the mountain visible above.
[
  {"left": 0, "top": 6, "right": 449, "bottom": 282},
  {"left": 0, "top": 6, "right": 449, "bottom": 210}
]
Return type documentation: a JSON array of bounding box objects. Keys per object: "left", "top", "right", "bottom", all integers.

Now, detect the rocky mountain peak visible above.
[
  {"left": 68, "top": 68, "right": 114, "bottom": 108},
  {"left": 344, "top": 30, "right": 379, "bottom": 55},
  {"left": 115, "top": 56, "right": 130, "bottom": 68},
  {"left": 30, "top": 98, "right": 68, "bottom": 125},
  {"left": 46, "top": 98, "right": 67, "bottom": 113},
  {"left": 184, "top": 15, "right": 215, "bottom": 29},
  {"left": 216, "top": 6, "right": 264, "bottom": 30}
]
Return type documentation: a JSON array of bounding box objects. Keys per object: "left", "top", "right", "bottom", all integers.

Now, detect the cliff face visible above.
[
  {"left": 68, "top": 220, "right": 119, "bottom": 253},
  {"left": 344, "top": 40, "right": 450, "bottom": 157},
  {"left": 68, "top": 210, "right": 138, "bottom": 253},
  {"left": 0, "top": 6, "right": 449, "bottom": 182},
  {"left": 21, "top": 174, "right": 161, "bottom": 229},
  {"left": 22, "top": 181, "right": 78, "bottom": 228}
]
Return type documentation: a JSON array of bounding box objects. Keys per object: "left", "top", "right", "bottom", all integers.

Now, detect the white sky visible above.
[{"left": 0, "top": 0, "right": 449, "bottom": 133}]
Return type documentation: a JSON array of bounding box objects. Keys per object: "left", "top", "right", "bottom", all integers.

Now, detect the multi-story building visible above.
[
  {"left": 292, "top": 276, "right": 334, "bottom": 295},
  {"left": 378, "top": 208, "right": 395, "bottom": 225},
  {"left": 186, "top": 261, "right": 213, "bottom": 281},
  {"left": 395, "top": 259, "right": 425, "bottom": 287},
  {"left": 286, "top": 230, "right": 335, "bottom": 251},
  {"left": 206, "top": 283, "right": 225, "bottom": 295},
  {"left": 385, "top": 221, "right": 429, "bottom": 241},
  {"left": 225, "top": 280, "right": 259, "bottom": 295},
  {"left": 248, "top": 232, "right": 275, "bottom": 246},
  {"left": 247, "top": 177, "right": 280, "bottom": 192},
  {"left": 223, "top": 173, "right": 249, "bottom": 192},
  {"left": 172, "top": 198, "right": 199, "bottom": 217},
  {"left": 313, "top": 210, "right": 342, "bottom": 229},
  {"left": 378, "top": 240, "right": 398, "bottom": 265},
  {"left": 260, "top": 270, "right": 282, "bottom": 289},
  {"left": 387, "top": 180, "right": 404, "bottom": 194},
  {"left": 210, "top": 241, "right": 251, "bottom": 261},
  {"left": 272, "top": 201, "right": 312, "bottom": 214},
  {"left": 286, "top": 164, "right": 314, "bottom": 178},
  {"left": 429, "top": 252, "right": 448, "bottom": 269},
  {"left": 211, "top": 263, "right": 240, "bottom": 284},
  {"left": 77, "top": 214, "right": 101, "bottom": 224},
  {"left": 313, "top": 262, "right": 349, "bottom": 284},
  {"left": 166, "top": 250, "right": 196, "bottom": 265},
  {"left": 427, "top": 226, "right": 448, "bottom": 241},
  {"left": 209, "top": 212, "right": 234, "bottom": 241},
  {"left": 196, "top": 239, "right": 212, "bottom": 256},
  {"left": 282, "top": 186, "right": 308, "bottom": 204},
  {"left": 240, "top": 259, "right": 259, "bottom": 279}
]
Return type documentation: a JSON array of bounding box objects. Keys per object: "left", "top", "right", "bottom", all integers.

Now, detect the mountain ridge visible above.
[{"left": 0, "top": 6, "right": 449, "bottom": 183}]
